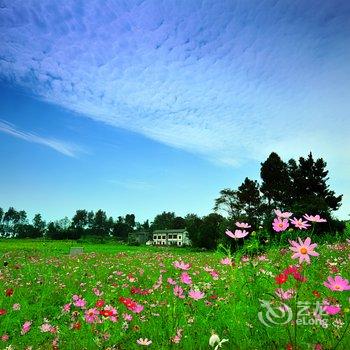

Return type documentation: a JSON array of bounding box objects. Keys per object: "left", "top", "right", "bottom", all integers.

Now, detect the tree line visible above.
[{"left": 0, "top": 152, "right": 345, "bottom": 248}]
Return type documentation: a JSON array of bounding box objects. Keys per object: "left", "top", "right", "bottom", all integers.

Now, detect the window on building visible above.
[
  {"left": 178, "top": 242, "right": 182, "bottom": 246},
  {"left": 162, "top": 235, "right": 166, "bottom": 239},
  {"left": 168, "top": 235, "right": 172, "bottom": 239},
  {"left": 173, "top": 235, "right": 177, "bottom": 239}
]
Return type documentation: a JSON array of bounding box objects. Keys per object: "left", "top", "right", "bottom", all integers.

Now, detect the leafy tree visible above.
[
  {"left": 237, "top": 177, "right": 262, "bottom": 226},
  {"left": 111, "top": 216, "right": 129, "bottom": 241},
  {"left": 197, "top": 213, "right": 225, "bottom": 249},
  {"left": 32, "top": 213, "right": 46, "bottom": 238},
  {"left": 0, "top": 207, "right": 3, "bottom": 222},
  {"left": 125, "top": 214, "right": 136, "bottom": 229},
  {"left": 288, "top": 153, "right": 342, "bottom": 215},
  {"left": 151, "top": 212, "right": 176, "bottom": 231},
  {"left": 92, "top": 210, "right": 109, "bottom": 241},
  {"left": 173, "top": 216, "right": 186, "bottom": 229},
  {"left": 185, "top": 214, "right": 203, "bottom": 247},
  {"left": 260, "top": 152, "right": 291, "bottom": 209},
  {"left": 214, "top": 189, "right": 243, "bottom": 218}
]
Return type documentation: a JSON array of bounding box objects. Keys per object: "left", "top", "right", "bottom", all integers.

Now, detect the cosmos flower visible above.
[
  {"left": 173, "top": 260, "right": 191, "bottom": 270},
  {"left": 21, "top": 321, "right": 32, "bottom": 335},
  {"left": 225, "top": 229, "right": 249, "bottom": 239},
  {"left": 274, "top": 209, "right": 293, "bottom": 218},
  {"left": 181, "top": 272, "right": 192, "bottom": 285},
  {"left": 323, "top": 276, "right": 350, "bottom": 291},
  {"left": 290, "top": 217, "right": 311, "bottom": 230},
  {"left": 173, "top": 285, "right": 185, "bottom": 299},
  {"left": 220, "top": 257, "right": 232, "bottom": 265},
  {"left": 272, "top": 218, "right": 289, "bottom": 232},
  {"left": 275, "top": 288, "right": 295, "bottom": 300},
  {"left": 303, "top": 214, "right": 327, "bottom": 223},
  {"left": 235, "top": 222, "right": 251, "bottom": 228},
  {"left": 188, "top": 290, "right": 205, "bottom": 300},
  {"left": 84, "top": 308, "right": 99, "bottom": 324},
  {"left": 289, "top": 237, "right": 319, "bottom": 264},
  {"left": 136, "top": 338, "right": 152, "bottom": 346},
  {"left": 275, "top": 273, "right": 288, "bottom": 285}
]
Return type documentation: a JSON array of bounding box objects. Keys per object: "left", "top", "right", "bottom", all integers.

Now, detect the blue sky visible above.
[{"left": 0, "top": 0, "right": 349, "bottom": 222}]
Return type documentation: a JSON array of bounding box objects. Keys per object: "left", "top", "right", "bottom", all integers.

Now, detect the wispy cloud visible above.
[
  {"left": 0, "top": 119, "right": 83, "bottom": 157},
  {"left": 0, "top": 0, "right": 349, "bottom": 166},
  {"left": 108, "top": 179, "right": 154, "bottom": 191}
]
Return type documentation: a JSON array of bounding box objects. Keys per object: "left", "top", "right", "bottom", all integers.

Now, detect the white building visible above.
[{"left": 152, "top": 229, "right": 191, "bottom": 246}]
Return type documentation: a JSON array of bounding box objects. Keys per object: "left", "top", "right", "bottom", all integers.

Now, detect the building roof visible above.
[{"left": 153, "top": 228, "right": 187, "bottom": 234}]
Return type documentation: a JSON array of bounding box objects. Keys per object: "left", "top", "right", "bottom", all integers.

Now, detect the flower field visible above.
[{"left": 0, "top": 226, "right": 350, "bottom": 349}]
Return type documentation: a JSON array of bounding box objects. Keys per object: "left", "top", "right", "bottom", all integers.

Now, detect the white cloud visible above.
[{"left": 0, "top": 119, "right": 83, "bottom": 157}]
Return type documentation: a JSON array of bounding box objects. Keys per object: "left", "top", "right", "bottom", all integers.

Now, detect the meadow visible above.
[{"left": 0, "top": 225, "right": 350, "bottom": 350}]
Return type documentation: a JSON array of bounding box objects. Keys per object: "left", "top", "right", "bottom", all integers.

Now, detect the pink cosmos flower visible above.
[
  {"left": 137, "top": 338, "right": 152, "bottom": 346},
  {"left": 235, "top": 222, "right": 251, "bottom": 228},
  {"left": 303, "top": 214, "right": 327, "bottom": 223},
  {"left": 21, "top": 321, "right": 32, "bottom": 335},
  {"left": 289, "top": 237, "right": 319, "bottom": 264},
  {"left": 188, "top": 290, "right": 205, "bottom": 300},
  {"left": 40, "top": 323, "right": 52, "bottom": 333},
  {"left": 290, "top": 217, "right": 311, "bottom": 230},
  {"left": 272, "top": 218, "right": 289, "bottom": 232},
  {"left": 173, "top": 285, "right": 185, "bottom": 299},
  {"left": 63, "top": 303, "right": 71, "bottom": 312},
  {"left": 322, "top": 300, "right": 341, "bottom": 315},
  {"left": 167, "top": 278, "right": 176, "bottom": 285},
  {"left": 74, "top": 298, "right": 86, "bottom": 308},
  {"left": 346, "top": 239, "right": 350, "bottom": 244},
  {"left": 220, "top": 257, "right": 232, "bottom": 265},
  {"left": 275, "top": 288, "right": 295, "bottom": 300},
  {"left": 181, "top": 272, "right": 192, "bottom": 285},
  {"left": 123, "top": 313, "right": 133, "bottom": 322},
  {"left": 93, "top": 287, "right": 103, "bottom": 296},
  {"left": 132, "top": 304, "right": 144, "bottom": 314},
  {"left": 1, "top": 334, "right": 9, "bottom": 342},
  {"left": 172, "top": 328, "right": 183, "bottom": 344},
  {"left": 323, "top": 276, "right": 350, "bottom": 291},
  {"left": 225, "top": 229, "right": 249, "bottom": 239},
  {"left": 210, "top": 270, "right": 219, "bottom": 280},
  {"left": 274, "top": 209, "right": 293, "bottom": 218},
  {"left": 84, "top": 308, "right": 99, "bottom": 323},
  {"left": 12, "top": 303, "right": 21, "bottom": 310},
  {"left": 173, "top": 260, "right": 191, "bottom": 270}
]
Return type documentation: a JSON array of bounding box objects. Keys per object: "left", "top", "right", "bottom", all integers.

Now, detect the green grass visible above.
[{"left": 0, "top": 239, "right": 349, "bottom": 349}]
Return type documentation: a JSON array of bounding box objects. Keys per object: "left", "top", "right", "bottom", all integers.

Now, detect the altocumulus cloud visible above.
[
  {"left": 0, "top": 119, "right": 83, "bottom": 157},
  {"left": 0, "top": 0, "right": 350, "bottom": 168}
]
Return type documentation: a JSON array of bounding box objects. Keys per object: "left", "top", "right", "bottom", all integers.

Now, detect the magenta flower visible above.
[
  {"left": 188, "top": 289, "right": 205, "bottom": 300},
  {"left": 323, "top": 276, "right": 350, "bottom": 291},
  {"left": 274, "top": 209, "right": 293, "bottom": 218},
  {"left": 225, "top": 229, "right": 249, "bottom": 239},
  {"left": 272, "top": 218, "right": 289, "bottom": 232},
  {"left": 220, "top": 257, "right": 232, "bottom": 265},
  {"left": 173, "top": 260, "right": 191, "bottom": 270},
  {"left": 74, "top": 298, "right": 86, "bottom": 308},
  {"left": 322, "top": 300, "right": 341, "bottom": 315},
  {"left": 167, "top": 278, "right": 177, "bottom": 285},
  {"left": 303, "top": 214, "right": 327, "bottom": 223},
  {"left": 180, "top": 272, "right": 192, "bottom": 285},
  {"left": 173, "top": 285, "right": 185, "bottom": 299},
  {"left": 84, "top": 308, "right": 99, "bottom": 323},
  {"left": 235, "top": 222, "right": 251, "bottom": 228},
  {"left": 21, "top": 321, "right": 32, "bottom": 335},
  {"left": 289, "top": 237, "right": 319, "bottom": 264},
  {"left": 290, "top": 217, "right": 311, "bottom": 230},
  {"left": 275, "top": 288, "right": 295, "bottom": 300}
]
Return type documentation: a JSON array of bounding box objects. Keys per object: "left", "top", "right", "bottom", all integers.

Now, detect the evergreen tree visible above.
[{"left": 260, "top": 152, "right": 291, "bottom": 209}]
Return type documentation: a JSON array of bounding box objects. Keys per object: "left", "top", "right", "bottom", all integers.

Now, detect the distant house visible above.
[
  {"left": 152, "top": 229, "right": 191, "bottom": 246},
  {"left": 128, "top": 231, "right": 151, "bottom": 245}
]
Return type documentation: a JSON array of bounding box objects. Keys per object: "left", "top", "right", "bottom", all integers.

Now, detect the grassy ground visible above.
[{"left": 0, "top": 239, "right": 349, "bottom": 349}]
